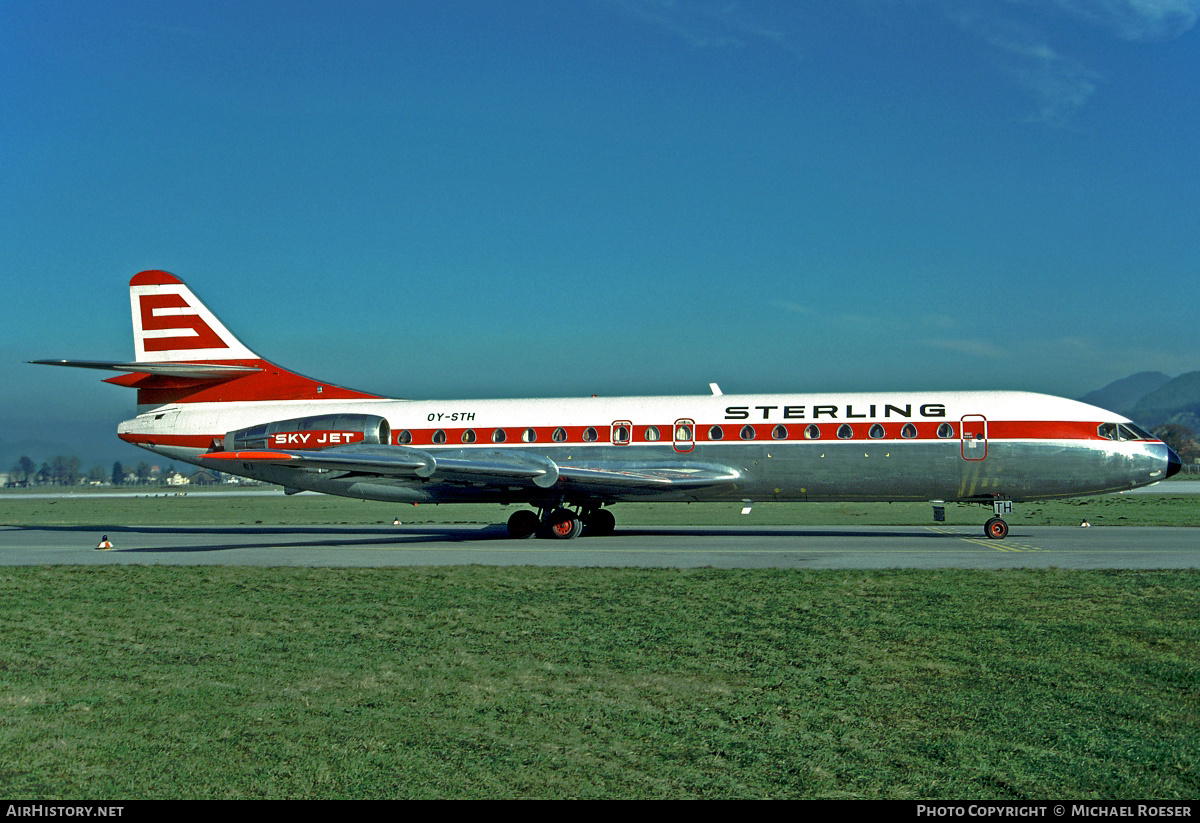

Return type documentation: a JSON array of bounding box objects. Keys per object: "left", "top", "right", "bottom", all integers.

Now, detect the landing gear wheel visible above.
[
  {"left": 583, "top": 508, "right": 616, "bottom": 536},
  {"left": 984, "top": 517, "right": 1009, "bottom": 540},
  {"left": 507, "top": 509, "right": 539, "bottom": 539},
  {"left": 545, "top": 509, "right": 583, "bottom": 540}
]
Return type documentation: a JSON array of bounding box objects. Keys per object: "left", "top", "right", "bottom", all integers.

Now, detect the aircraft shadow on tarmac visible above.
[{"left": 14, "top": 523, "right": 978, "bottom": 553}]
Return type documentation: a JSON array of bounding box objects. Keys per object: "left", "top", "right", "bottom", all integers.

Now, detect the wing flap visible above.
[
  {"left": 557, "top": 463, "right": 741, "bottom": 489},
  {"left": 199, "top": 445, "right": 559, "bottom": 487},
  {"left": 201, "top": 446, "right": 433, "bottom": 475},
  {"left": 200, "top": 444, "right": 739, "bottom": 494}
]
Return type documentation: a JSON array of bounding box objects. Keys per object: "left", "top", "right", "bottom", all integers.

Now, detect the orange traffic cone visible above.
[{"left": 95, "top": 535, "right": 113, "bottom": 550}]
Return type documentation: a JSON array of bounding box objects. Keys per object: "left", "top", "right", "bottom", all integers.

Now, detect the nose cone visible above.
[{"left": 1166, "top": 445, "right": 1183, "bottom": 479}]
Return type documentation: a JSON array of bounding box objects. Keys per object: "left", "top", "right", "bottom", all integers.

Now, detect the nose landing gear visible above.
[
  {"left": 984, "top": 499, "right": 1012, "bottom": 540},
  {"left": 984, "top": 516, "right": 1010, "bottom": 539}
]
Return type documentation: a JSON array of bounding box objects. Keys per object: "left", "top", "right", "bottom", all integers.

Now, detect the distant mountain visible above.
[
  {"left": 1079, "top": 372, "right": 1171, "bottom": 415},
  {"left": 1080, "top": 371, "right": 1200, "bottom": 432},
  {"left": 1128, "top": 371, "right": 1200, "bottom": 431}
]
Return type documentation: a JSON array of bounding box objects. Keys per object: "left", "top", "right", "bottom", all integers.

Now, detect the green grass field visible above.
[
  {"left": 1, "top": 488, "right": 1197, "bottom": 798},
  {"left": 1, "top": 566, "right": 1197, "bottom": 799}
]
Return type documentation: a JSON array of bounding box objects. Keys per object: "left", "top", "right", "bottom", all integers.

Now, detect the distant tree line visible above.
[
  {"left": 6, "top": 456, "right": 162, "bottom": 487},
  {"left": 1154, "top": 425, "right": 1200, "bottom": 465}
]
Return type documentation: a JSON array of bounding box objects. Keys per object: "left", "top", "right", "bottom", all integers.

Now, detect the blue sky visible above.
[{"left": 3, "top": 0, "right": 1198, "bottom": 466}]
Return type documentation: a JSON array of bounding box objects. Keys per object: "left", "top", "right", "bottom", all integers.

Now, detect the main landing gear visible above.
[{"left": 506, "top": 506, "right": 615, "bottom": 540}]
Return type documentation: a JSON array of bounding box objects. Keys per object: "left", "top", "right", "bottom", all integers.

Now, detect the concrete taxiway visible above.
[{"left": 1, "top": 524, "right": 1196, "bottom": 569}]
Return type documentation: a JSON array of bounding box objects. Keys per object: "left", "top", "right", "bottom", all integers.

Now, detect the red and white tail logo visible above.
[{"left": 129, "top": 270, "right": 258, "bottom": 362}]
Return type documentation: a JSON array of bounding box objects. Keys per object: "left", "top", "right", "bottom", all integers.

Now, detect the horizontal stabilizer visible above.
[{"left": 31, "top": 360, "right": 261, "bottom": 378}]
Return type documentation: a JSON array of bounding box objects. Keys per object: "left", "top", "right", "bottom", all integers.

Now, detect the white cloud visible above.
[
  {"left": 999, "top": 40, "right": 1101, "bottom": 126},
  {"left": 920, "top": 338, "right": 1010, "bottom": 359},
  {"left": 608, "top": 0, "right": 798, "bottom": 54},
  {"left": 1044, "top": 0, "right": 1200, "bottom": 40}
]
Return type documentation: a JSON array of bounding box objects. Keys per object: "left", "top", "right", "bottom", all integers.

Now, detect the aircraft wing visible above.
[
  {"left": 200, "top": 445, "right": 740, "bottom": 494},
  {"left": 555, "top": 462, "right": 741, "bottom": 489}
]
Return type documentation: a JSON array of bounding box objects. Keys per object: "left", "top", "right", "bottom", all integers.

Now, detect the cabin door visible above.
[{"left": 960, "top": 414, "right": 988, "bottom": 461}]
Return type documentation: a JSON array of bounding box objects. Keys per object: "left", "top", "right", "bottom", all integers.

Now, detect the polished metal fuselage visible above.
[{"left": 120, "top": 390, "right": 1176, "bottom": 508}]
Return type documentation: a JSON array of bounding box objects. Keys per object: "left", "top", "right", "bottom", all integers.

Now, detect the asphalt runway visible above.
[{"left": 2, "top": 523, "right": 1197, "bottom": 569}]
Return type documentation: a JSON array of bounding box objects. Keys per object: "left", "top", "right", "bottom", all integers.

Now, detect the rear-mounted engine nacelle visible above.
[{"left": 223, "top": 414, "right": 391, "bottom": 452}]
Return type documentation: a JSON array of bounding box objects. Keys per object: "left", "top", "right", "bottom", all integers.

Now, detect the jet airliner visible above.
[{"left": 34, "top": 271, "right": 1182, "bottom": 539}]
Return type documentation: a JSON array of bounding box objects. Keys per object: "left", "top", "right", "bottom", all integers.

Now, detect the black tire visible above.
[
  {"left": 507, "top": 509, "right": 539, "bottom": 539},
  {"left": 584, "top": 508, "right": 616, "bottom": 536},
  {"left": 984, "top": 517, "right": 1009, "bottom": 539},
  {"left": 545, "top": 509, "right": 583, "bottom": 540}
]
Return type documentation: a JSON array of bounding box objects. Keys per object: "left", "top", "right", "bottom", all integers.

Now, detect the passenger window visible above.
[
  {"left": 901, "top": 423, "right": 917, "bottom": 439},
  {"left": 644, "top": 426, "right": 660, "bottom": 441},
  {"left": 740, "top": 425, "right": 756, "bottom": 440},
  {"left": 461, "top": 429, "right": 476, "bottom": 444},
  {"left": 491, "top": 428, "right": 506, "bottom": 443},
  {"left": 432, "top": 429, "right": 447, "bottom": 444},
  {"left": 552, "top": 427, "right": 567, "bottom": 442},
  {"left": 771, "top": 425, "right": 787, "bottom": 440},
  {"left": 675, "top": 424, "right": 692, "bottom": 441},
  {"left": 869, "top": 424, "right": 885, "bottom": 439},
  {"left": 582, "top": 427, "right": 598, "bottom": 442},
  {"left": 937, "top": 423, "right": 955, "bottom": 439},
  {"left": 707, "top": 425, "right": 724, "bottom": 440},
  {"left": 804, "top": 424, "right": 820, "bottom": 440},
  {"left": 613, "top": 425, "right": 630, "bottom": 443},
  {"left": 837, "top": 424, "right": 853, "bottom": 439},
  {"left": 396, "top": 430, "right": 412, "bottom": 444},
  {"left": 522, "top": 428, "right": 537, "bottom": 443}
]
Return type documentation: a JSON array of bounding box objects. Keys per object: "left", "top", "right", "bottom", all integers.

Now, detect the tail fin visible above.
[
  {"left": 130, "top": 270, "right": 260, "bottom": 362},
  {"left": 34, "top": 271, "right": 381, "bottom": 410}
]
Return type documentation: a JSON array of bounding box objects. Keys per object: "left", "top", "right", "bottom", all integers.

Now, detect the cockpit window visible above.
[{"left": 1098, "top": 423, "right": 1118, "bottom": 440}]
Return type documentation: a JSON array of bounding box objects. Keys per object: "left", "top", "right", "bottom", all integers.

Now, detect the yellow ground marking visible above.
[{"left": 924, "top": 526, "right": 1047, "bottom": 552}]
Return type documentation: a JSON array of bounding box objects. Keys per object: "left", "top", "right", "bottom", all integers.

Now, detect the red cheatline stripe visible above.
[{"left": 126, "top": 419, "right": 1143, "bottom": 451}]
